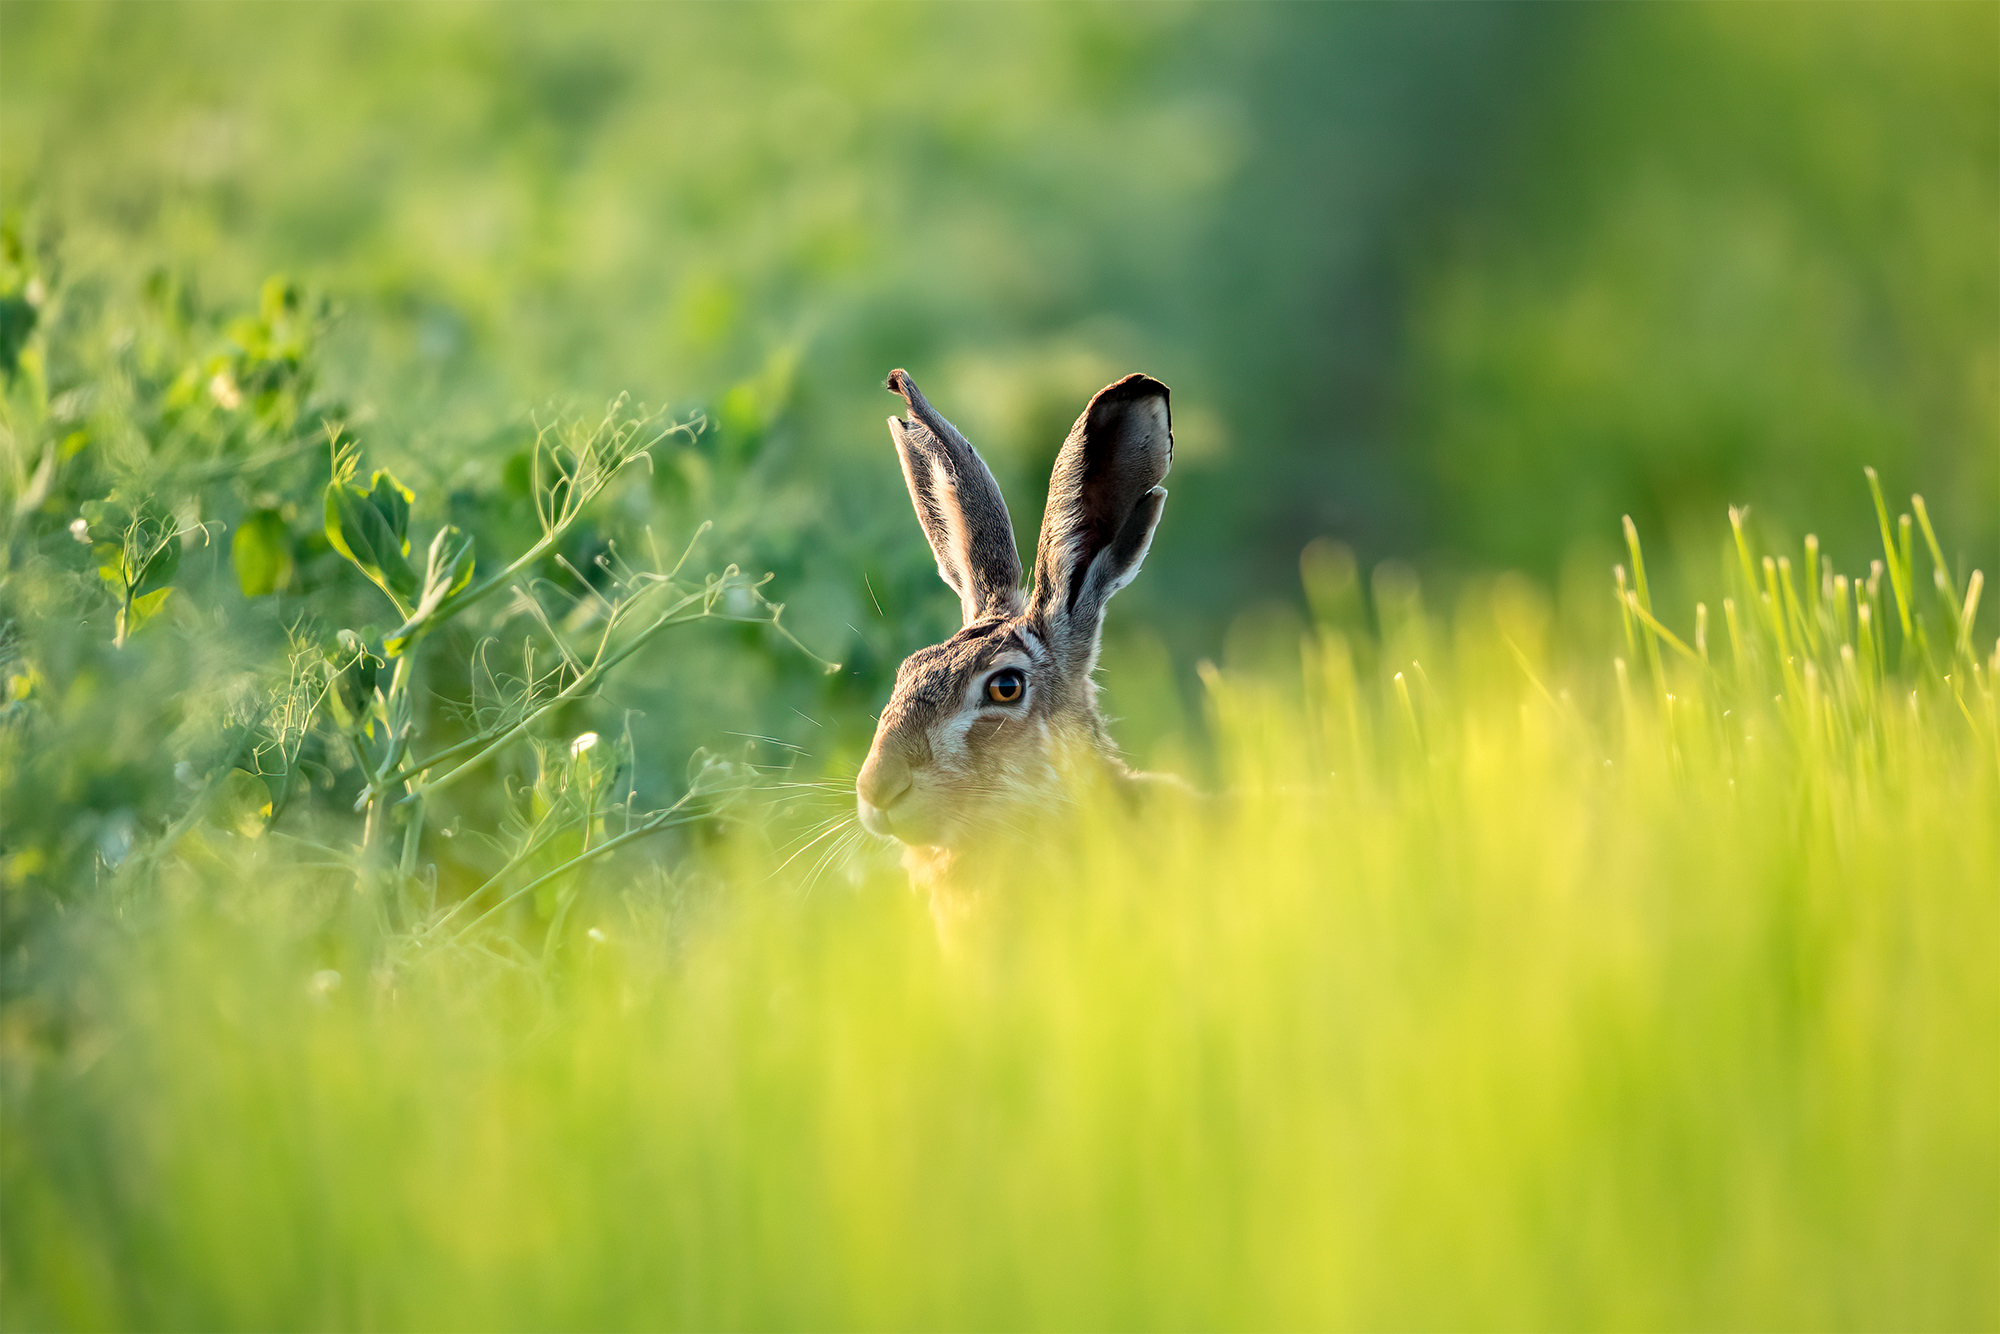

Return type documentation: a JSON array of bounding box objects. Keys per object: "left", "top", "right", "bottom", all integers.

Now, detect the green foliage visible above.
[
  {"left": 1411, "top": 7, "right": 1998, "bottom": 576},
  {"left": 0, "top": 267, "right": 815, "bottom": 981},
  {"left": 384, "top": 524, "right": 474, "bottom": 656},
  {"left": 3, "top": 4, "right": 1988, "bottom": 658},
  {"left": 80, "top": 493, "right": 203, "bottom": 644},
  {"left": 0, "top": 297, "right": 34, "bottom": 384},
  {"left": 0, "top": 225, "right": 37, "bottom": 383},
  {"left": 229, "top": 506, "right": 292, "bottom": 597},
  {"left": 324, "top": 461, "right": 420, "bottom": 610}
]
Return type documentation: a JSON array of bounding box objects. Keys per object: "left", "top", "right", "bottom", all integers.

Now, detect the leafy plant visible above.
[
  {"left": 232, "top": 399, "right": 835, "bottom": 948},
  {"left": 2, "top": 268, "right": 831, "bottom": 972}
]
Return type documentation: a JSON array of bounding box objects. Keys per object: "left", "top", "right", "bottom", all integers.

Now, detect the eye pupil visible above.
[{"left": 986, "top": 670, "right": 1024, "bottom": 704}]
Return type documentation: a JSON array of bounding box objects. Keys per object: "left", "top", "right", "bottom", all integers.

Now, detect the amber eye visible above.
[{"left": 984, "top": 669, "right": 1026, "bottom": 705}]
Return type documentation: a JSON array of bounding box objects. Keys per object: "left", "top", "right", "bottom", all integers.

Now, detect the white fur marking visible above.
[{"left": 929, "top": 455, "right": 980, "bottom": 618}]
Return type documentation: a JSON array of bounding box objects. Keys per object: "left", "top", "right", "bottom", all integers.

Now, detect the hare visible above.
[{"left": 856, "top": 368, "right": 1179, "bottom": 907}]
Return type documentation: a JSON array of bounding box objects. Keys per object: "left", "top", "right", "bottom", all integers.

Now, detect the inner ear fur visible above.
[
  {"left": 885, "top": 369, "right": 1024, "bottom": 624},
  {"left": 1029, "top": 373, "right": 1173, "bottom": 651}
]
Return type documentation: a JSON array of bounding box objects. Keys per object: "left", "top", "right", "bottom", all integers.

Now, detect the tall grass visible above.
[{"left": 3, "top": 492, "right": 1993, "bottom": 1330}]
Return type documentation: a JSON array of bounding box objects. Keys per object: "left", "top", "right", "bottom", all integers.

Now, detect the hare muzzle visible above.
[{"left": 855, "top": 746, "right": 914, "bottom": 839}]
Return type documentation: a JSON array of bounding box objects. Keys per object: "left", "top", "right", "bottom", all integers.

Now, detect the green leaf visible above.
[
  {"left": 209, "top": 768, "right": 273, "bottom": 838},
  {"left": 325, "top": 480, "right": 418, "bottom": 603},
  {"left": 133, "top": 532, "right": 181, "bottom": 597},
  {"left": 0, "top": 294, "right": 36, "bottom": 382},
  {"left": 384, "top": 526, "right": 476, "bottom": 656},
  {"left": 324, "top": 689, "right": 355, "bottom": 730},
  {"left": 231, "top": 509, "right": 294, "bottom": 597},
  {"left": 367, "top": 469, "right": 414, "bottom": 545},
  {"left": 125, "top": 586, "right": 175, "bottom": 636},
  {"left": 259, "top": 274, "right": 299, "bottom": 324},
  {"left": 94, "top": 542, "right": 128, "bottom": 591}
]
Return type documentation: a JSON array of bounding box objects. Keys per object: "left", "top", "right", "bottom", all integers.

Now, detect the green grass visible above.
[{"left": 4, "top": 499, "right": 1994, "bottom": 1329}]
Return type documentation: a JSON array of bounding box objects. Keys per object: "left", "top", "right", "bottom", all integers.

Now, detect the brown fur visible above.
[{"left": 857, "top": 370, "right": 1176, "bottom": 918}]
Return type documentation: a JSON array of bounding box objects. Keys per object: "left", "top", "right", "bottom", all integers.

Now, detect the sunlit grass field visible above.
[{"left": 4, "top": 492, "right": 1993, "bottom": 1329}]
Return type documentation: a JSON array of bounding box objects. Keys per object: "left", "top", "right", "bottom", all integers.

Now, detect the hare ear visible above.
[
  {"left": 885, "top": 369, "right": 1024, "bottom": 624},
  {"left": 1029, "top": 373, "right": 1172, "bottom": 667}
]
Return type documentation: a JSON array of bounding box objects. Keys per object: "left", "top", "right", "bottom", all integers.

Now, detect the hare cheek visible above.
[
  {"left": 964, "top": 710, "right": 1044, "bottom": 764},
  {"left": 964, "top": 714, "right": 1052, "bottom": 789},
  {"left": 930, "top": 711, "right": 978, "bottom": 771},
  {"left": 962, "top": 715, "right": 1009, "bottom": 751}
]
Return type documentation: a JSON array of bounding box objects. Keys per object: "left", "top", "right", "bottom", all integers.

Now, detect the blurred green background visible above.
[{"left": 3, "top": 0, "right": 1995, "bottom": 779}]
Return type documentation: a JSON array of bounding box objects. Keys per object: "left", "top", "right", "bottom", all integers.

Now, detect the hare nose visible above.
[{"left": 856, "top": 750, "right": 913, "bottom": 811}]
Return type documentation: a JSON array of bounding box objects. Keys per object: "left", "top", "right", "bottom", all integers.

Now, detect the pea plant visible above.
[
  {"left": 83, "top": 494, "right": 217, "bottom": 647},
  {"left": 224, "top": 400, "right": 829, "bottom": 954},
  {"left": 6, "top": 264, "right": 829, "bottom": 966}
]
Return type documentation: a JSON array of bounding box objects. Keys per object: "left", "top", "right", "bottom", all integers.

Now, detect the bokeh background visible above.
[{"left": 5, "top": 0, "right": 1995, "bottom": 769}]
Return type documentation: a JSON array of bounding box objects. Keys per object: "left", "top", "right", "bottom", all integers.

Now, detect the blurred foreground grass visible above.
[{"left": 4, "top": 504, "right": 1994, "bottom": 1329}]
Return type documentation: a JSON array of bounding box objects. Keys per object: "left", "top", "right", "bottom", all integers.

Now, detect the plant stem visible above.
[{"left": 437, "top": 798, "right": 711, "bottom": 945}]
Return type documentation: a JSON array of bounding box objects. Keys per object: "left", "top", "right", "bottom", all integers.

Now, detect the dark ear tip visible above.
[
  {"left": 1083, "top": 373, "right": 1172, "bottom": 439},
  {"left": 1098, "top": 372, "right": 1170, "bottom": 404},
  {"left": 885, "top": 368, "right": 914, "bottom": 400}
]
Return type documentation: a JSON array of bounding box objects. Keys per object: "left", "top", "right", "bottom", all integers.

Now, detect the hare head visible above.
[{"left": 855, "top": 369, "right": 1172, "bottom": 854}]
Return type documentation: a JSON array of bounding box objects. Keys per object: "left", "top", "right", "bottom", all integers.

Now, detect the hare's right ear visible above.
[{"left": 885, "top": 369, "right": 1023, "bottom": 624}]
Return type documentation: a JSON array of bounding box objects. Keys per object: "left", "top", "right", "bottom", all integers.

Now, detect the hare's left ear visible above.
[
  {"left": 885, "top": 369, "right": 1024, "bottom": 624},
  {"left": 1029, "top": 374, "right": 1172, "bottom": 669}
]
